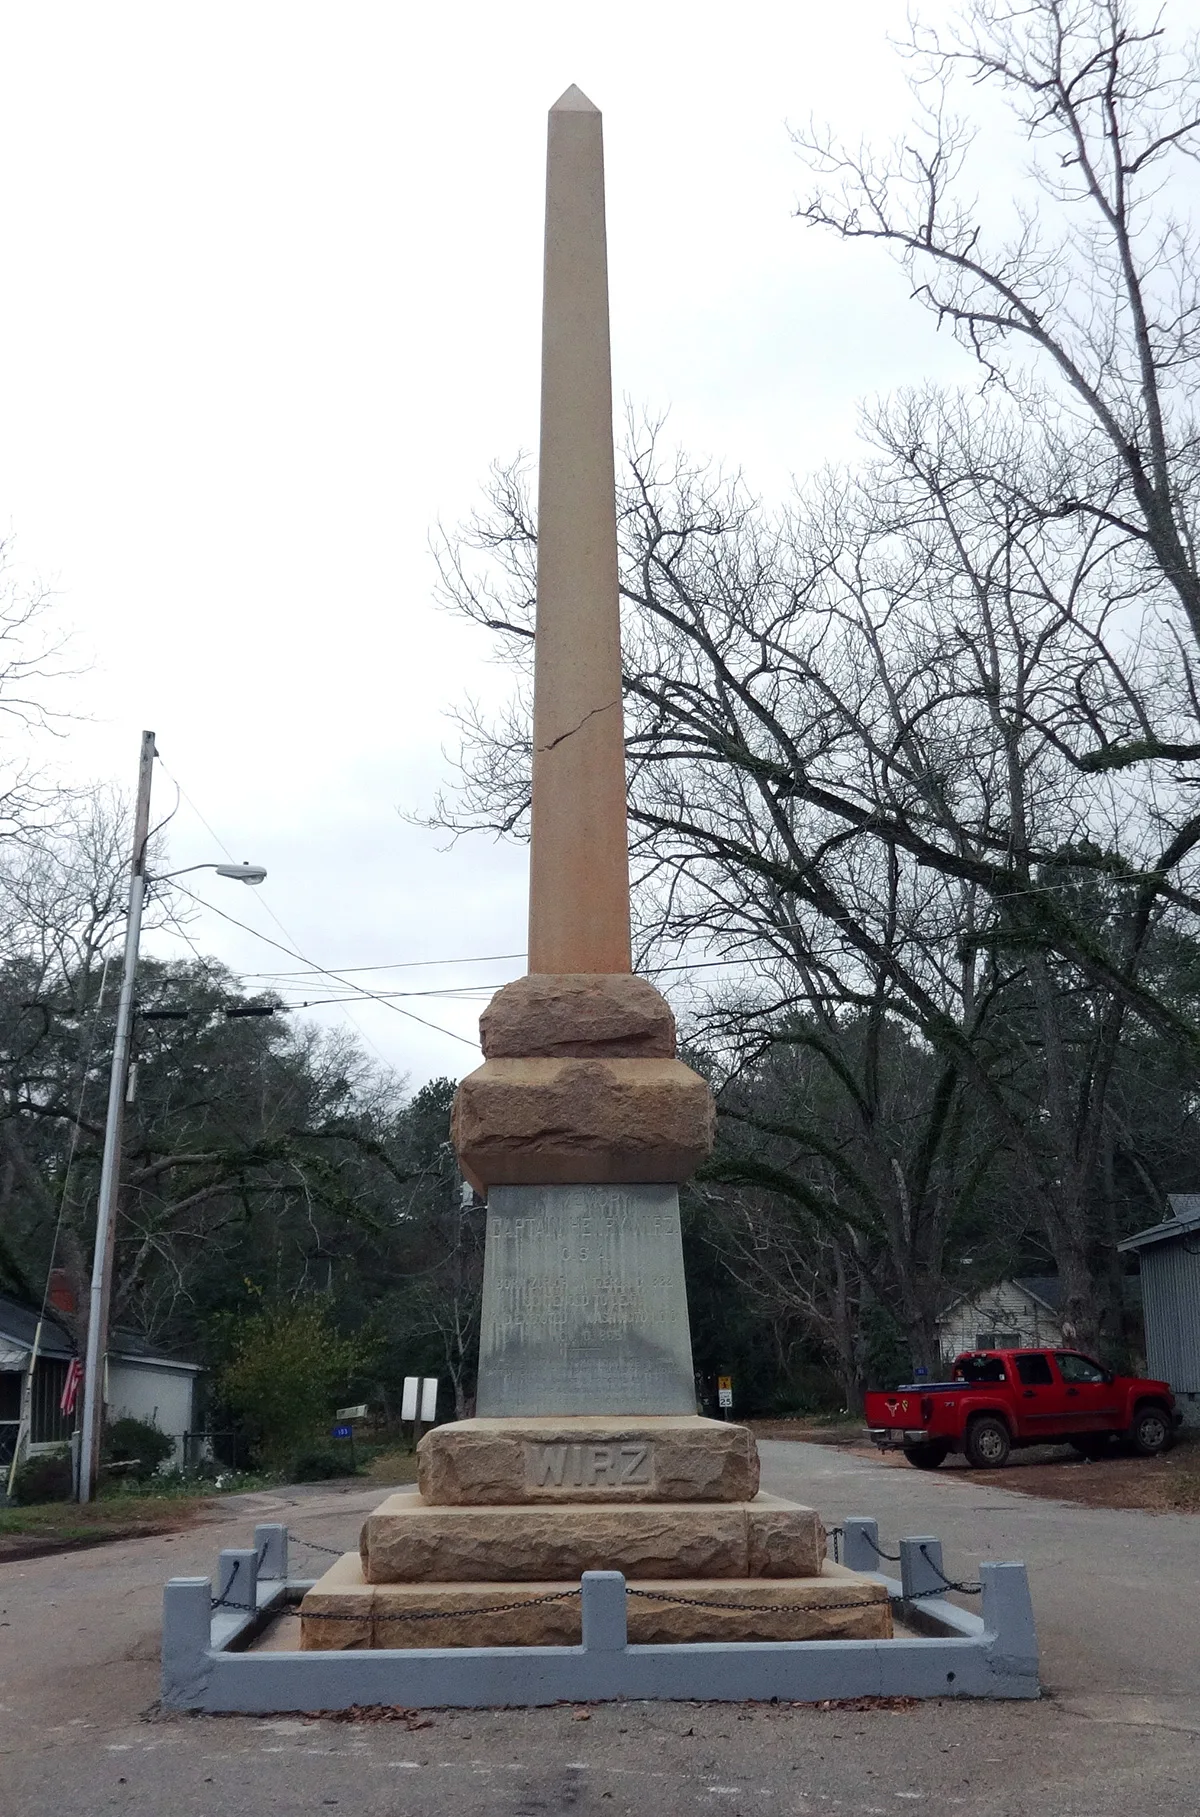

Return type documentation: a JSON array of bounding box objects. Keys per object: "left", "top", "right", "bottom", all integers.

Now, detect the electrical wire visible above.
[
  {"left": 171, "top": 883, "right": 479, "bottom": 1047},
  {"left": 153, "top": 761, "right": 398, "bottom": 1066}
]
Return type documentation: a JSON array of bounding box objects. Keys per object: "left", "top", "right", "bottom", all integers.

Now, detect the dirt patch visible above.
[
  {"left": 0, "top": 1496, "right": 210, "bottom": 1562},
  {"left": 360, "top": 1449, "right": 419, "bottom": 1486},
  {"left": 748, "top": 1420, "right": 865, "bottom": 1447},
  {"left": 863, "top": 1432, "right": 1200, "bottom": 1513}
]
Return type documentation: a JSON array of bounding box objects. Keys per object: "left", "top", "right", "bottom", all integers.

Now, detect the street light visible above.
[
  {"left": 158, "top": 861, "right": 267, "bottom": 886},
  {"left": 77, "top": 731, "right": 268, "bottom": 1503}
]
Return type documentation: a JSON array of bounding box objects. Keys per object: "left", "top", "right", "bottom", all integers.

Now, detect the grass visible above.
[
  {"left": 0, "top": 1491, "right": 208, "bottom": 1557},
  {"left": 361, "top": 1447, "right": 419, "bottom": 1485}
]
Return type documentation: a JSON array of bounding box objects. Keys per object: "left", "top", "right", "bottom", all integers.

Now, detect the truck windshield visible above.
[{"left": 953, "top": 1354, "right": 1007, "bottom": 1384}]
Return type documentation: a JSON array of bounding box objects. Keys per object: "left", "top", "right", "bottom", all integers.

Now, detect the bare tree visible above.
[{"left": 797, "top": 0, "right": 1200, "bottom": 762}]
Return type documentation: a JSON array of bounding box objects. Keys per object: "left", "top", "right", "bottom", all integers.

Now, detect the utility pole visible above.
[{"left": 78, "top": 730, "right": 156, "bottom": 1502}]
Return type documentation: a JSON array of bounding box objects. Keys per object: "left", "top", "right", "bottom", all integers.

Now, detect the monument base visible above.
[
  {"left": 417, "top": 1415, "right": 759, "bottom": 1504},
  {"left": 360, "top": 1488, "right": 824, "bottom": 1582},
  {"left": 300, "top": 1554, "right": 892, "bottom": 1649}
]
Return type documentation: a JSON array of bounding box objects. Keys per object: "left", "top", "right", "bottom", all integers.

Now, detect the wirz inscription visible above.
[{"left": 525, "top": 1442, "right": 654, "bottom": 1490}]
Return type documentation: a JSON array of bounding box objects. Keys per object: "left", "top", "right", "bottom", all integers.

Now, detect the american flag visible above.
[{"left": 60, "top": 1356, "right": 83, "bottom": 1417}]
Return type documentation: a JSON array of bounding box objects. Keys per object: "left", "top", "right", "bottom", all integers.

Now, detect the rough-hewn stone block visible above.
[
  {"left": 418, "top": 1416, "right": 760, "bottom": 1505},
  {"left": 451, "top": 1055, "right": 714, "bottom": 1187},
  {"left": 299, "top": 1557, "right": 892, "bottom": 1649},
  {"left": 480, "top": 972, "right": 676, "bottom": 1059},
  {"left": 359, "top": 1490, "right": 823, "bottom": 1584}
]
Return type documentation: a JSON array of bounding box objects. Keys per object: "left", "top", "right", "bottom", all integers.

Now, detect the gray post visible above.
[
  {"left": 254, "top": 1523, "right": 288, "bottom": 1581},
  {"left": 841, "top": 1517, "right": 882, "bottom": 1574},
  {"left": 899, "top": 1536, "right": 944, "bottom": 1601},
  {"left": 161, "top": 1578, "right": 212, "bottom": 1706},
  {"left": 580, "top": 1571, "right": 627, "bottom": 1652},
  {"left": 217, "top": 1548, "right": 259, "bottom": 1610},
  {"left": 79, "top": 728, "right": 156, "bottom": 1502},
  {"left": 981, "top": 1561, "right": 1039, "bottom": 1686}
]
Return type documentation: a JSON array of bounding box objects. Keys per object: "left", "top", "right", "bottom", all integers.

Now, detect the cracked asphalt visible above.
[{"left": 1, "top": 1439, "right": 1197, "bottom": 1815}]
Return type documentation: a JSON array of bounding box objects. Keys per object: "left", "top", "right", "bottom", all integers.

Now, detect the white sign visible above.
[
  {"left": 337, "top": 1403, "right": 368, "bottom": 1420},
  {"left": 400, "top": 1376, "right": 419, "bottom": 1422},
  {"left": 718, "top": 1386, "right": 733, "bottom": 1410},
  {"left": 420, "top": 1376, "right": 438, "bottom": 1423}
]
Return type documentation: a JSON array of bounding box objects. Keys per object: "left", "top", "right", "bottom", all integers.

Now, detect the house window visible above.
[
  {"left": 31, "top": 1360, "right": 72, "bottom": 1444},
  {"left": 975, "top": 1331, "right": 1021, "bottom": 1350}
]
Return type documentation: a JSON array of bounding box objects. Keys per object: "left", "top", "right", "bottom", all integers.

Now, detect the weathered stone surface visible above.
[
  {"left": 480, "top": 972, "right": 676, "bottom": 1060},
  {"left": 476, "top": 1183, "right": 695, "bottom": 1416},
  {"left": 451, "top": 1055, "right": 714, "bottom": 1187},
  {"left": 527, "top": 90, "right": 631, "bottom": 976},
  {"left": 418, "top": 1416, "right": 760, "bottom": 1505},
  {"left": 360, "top": 1489, "right": 823, "bottom": 1584},
  {"left": 299, "top": 1550, "right": 375, "bottom": 1650},
  {"left": 300, "top": 1556, "right": 892, "bottom": 1650}
]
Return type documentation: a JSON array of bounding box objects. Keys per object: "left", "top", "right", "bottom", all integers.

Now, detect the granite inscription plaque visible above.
[{"left": 475, "top": 1183, "right": 696, "bottom": 1416}]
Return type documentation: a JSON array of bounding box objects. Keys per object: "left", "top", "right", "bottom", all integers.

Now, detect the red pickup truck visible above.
[{"left": 865, "top": 1348, "right": 1179, "bottom": 1469}]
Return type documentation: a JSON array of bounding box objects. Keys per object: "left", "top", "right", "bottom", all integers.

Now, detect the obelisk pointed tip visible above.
[{"left": 550, "top": 84, "right": 600, "bottom": 115}]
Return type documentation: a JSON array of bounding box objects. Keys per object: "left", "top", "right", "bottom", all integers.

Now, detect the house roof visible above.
[
  {"left": 0, "top": 1291, "right": 199, "bottom": 1371},
  {"left": 938, "top": 1276, "right": 1065, "bottom": 1323},
  {"left": 1119, "top": 1195, "right": 1200, "bottom": 1255},
  {"left": 1013, "top": 1276, "right": 1064, "bottom": 1315},
  {"left": 0, "top": 1292, "right": 75, "bottom": 1359}
]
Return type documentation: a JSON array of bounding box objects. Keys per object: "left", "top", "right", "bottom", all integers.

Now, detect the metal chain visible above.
[
  {"left": 625, "top": 1587, "right": 880, "bottom": 1617},
  {"left": 298, "top": 1588, "right": 583, "bottom": 1651},
  {"left": 916, "top": 1543, "right": 982, "bottom": 1596},
  {"left": 860, "top": 1531, "right": 901, "bottom": 1562},
  {"left": 854, "top": 1532, "right": 981, "bottom": 1595},
  {"left": 290, "top": 1537, "right": 345, "bottom": 1558},
  {"left": 826, "top": 1525, "right": 844, "bottom": 1564}
]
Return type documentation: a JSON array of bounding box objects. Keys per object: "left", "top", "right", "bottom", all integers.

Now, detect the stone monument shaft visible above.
[{"left": 528, "top": 86, "right": 632, "bottom": 976}]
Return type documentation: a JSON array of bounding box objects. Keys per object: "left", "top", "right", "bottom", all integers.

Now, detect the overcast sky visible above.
[{"left": 5, "top": 1, "right": 1177, "bottom": 1090}]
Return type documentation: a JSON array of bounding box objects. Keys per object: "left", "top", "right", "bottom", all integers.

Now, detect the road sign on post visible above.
[
  {"left": 337, "top": 1404, "right": 368, "bottom": 1420},
  {"left": 400, "top": 1377, "right": 419, "bottom": 1422},
  {"left": 718, "top": 1375, "right": 733, "bottom": 1416},
  {"left": 420, "top": 1377, "right": 438, "bottom": 1424}
]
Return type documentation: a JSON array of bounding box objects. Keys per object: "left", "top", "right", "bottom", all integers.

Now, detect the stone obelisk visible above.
[
  {"left": 451, "top": 84, "right": 714, "bottom": 1416},
  {"left": 297, "top": 92, "right": 891, "bottom": 1651},
  {"left": 527, "top": 85, "right": 631, "bottom": 976}
]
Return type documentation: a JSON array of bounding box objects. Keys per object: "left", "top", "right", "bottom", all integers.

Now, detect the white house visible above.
[
  {"left": 0, "top": 1289, "right": 202, "bottom": 1471},
  {"left": 936, "top": 1277, "right": 1066, "bottom": 1364}
]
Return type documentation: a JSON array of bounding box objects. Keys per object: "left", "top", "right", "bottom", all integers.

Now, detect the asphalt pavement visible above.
[{"left": 1, "top": 1441, "right": 1197, "bottom": 1817}]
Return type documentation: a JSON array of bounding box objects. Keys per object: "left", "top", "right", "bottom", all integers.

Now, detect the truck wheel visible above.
[
  {"left": 903, "top": 1441, "right": 949, "bottom": 1470},
  {"left": 964, "top": 1415, "right": 1011, "bottom": 1469},
  {"left": 1129, "top": 1405, "right": 1171, "bottom": 1457}
]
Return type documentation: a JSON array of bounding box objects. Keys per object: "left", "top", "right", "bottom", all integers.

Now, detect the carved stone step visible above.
[
  {"left": 417, "top": 1415, "right": 759, "bottom": 1505},
  {"left": 359, "top": 1489, "right": 823, "bottom": 1584},
  {"left": 301, "top": 1553, "right": 891, "bottom": 1650}
]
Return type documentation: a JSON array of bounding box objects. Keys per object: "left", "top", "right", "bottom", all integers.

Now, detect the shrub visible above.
[
  {"left": 12, "top": 1448, "right": 73, "bottom": 1504},
  {"left": 103, "top": 1416, "right": 176, "bottom": 1481},
  {"left": 217, "top": 1300, "right": 360, "bottom": 1472},
  {"left": 292, "top": 1449, "right": 354, "bottom": 1482}
]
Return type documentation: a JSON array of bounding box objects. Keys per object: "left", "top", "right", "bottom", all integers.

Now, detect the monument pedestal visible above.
[
  {"left": 297, "top": 89, "right": 890, "bottom": 1659},
  {"left": 299, "top": 1419, "right": 892, "bottom": 1649}
]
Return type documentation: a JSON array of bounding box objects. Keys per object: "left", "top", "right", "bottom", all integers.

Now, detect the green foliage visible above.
[
  {"left": 217, "top": 1300, "right": 360, "bottom": 1471},
  {"left": 103, "top": 1416, "right": 175, "bottom": 1482},
  {"left": 292, "top": 1449, "right": 355, "bottom": 1482},
  {"left": 11, "top": 1448, "right": 72, "bottom": 1504}
]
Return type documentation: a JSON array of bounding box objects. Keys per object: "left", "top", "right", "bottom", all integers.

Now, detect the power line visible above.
[{"left": 171, "top": 883, "right": 479, "bottom": 1048}]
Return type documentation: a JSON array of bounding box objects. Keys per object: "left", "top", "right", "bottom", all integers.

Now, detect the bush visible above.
[
  {"left": 217, "top": 1300, "right": 360, "bottom": 1471},
  {"left": 103, "top": 1416, "right": 176, "bottom": 1481},
  {"left": 12, "top": 1448, "right": 73, "bottom": 1504},
  {"left": 292, "top": 1449, "right": 355, "bottom": 1482}
]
